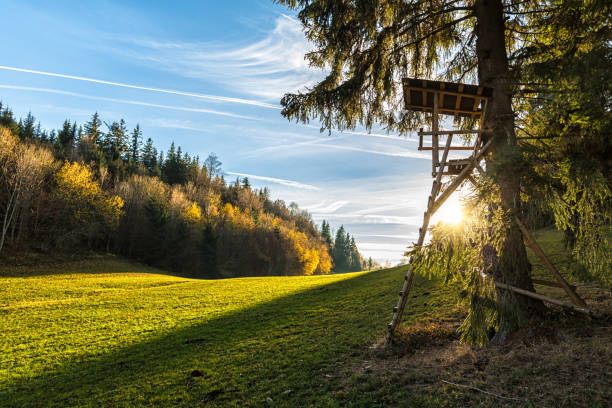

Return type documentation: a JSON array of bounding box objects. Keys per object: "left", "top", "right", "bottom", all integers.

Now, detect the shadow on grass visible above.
[
  {"left": 1, "top": 266, "right": 450, "bottom": 407},
  {"left": 0, "top": 256, "right": 172, "bottom": 278}
]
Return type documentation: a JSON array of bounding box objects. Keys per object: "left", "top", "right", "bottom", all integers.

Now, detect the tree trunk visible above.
[{"left": 474, "top": 0, "right": 544, "bottom": 338}]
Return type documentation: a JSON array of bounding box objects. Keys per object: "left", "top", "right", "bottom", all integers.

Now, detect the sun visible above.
[{"left": 433, "top": 195, "right": 465, "bottom": 225}]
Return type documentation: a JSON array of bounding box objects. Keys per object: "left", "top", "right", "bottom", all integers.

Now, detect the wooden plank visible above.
[
  {"left": 420, "top": 146, "right": 476, "bottom": 151},
  {"left": 437, "top": 90, "right": 489, "bottom": 100},
  {"left": 418, "top": 129, "right": 487, "bottom": 136},
  {"left": 406, "top": 106, "right": 486, "bottom": 116},
  {"left": 495, "top": 282, "right": 595, "bottom": 316},
  {"left": 455, "top": 85, "right": 464, "bottom": 111},
  {"left": 515, "top": 218, "right": 587, "bottom": 307}
]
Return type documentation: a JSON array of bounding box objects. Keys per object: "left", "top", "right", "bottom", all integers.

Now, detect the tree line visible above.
[{"left": 0, "top": 104, "right": 366, "bottom": 277}]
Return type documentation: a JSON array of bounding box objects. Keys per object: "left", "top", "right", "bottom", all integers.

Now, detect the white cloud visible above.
[
  {"left": 304, "top": 200, "right": 349, "bottom": 214},
  {"left": 126, "top": 15, "right": 325, "bottom": 101},
  {"left": 225, "top": 171, "right": 320, "bottom": 191}
]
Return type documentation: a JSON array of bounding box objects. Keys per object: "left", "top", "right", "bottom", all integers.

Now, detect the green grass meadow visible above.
[
  {"left": 0, "top": 258, "right": 460, "bottom": 407},
  {"left": 1, "top": 230, "right": 609, "bottom": 407}
]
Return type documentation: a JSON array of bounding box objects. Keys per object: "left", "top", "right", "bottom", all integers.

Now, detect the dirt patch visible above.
[{"left": 354, "top": 298, "right": 611, "bottom": 407}]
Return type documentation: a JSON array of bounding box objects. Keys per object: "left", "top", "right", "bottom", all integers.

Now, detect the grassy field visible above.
[{"left": 0, "top": 231, "right": 610, "bottom": 407}]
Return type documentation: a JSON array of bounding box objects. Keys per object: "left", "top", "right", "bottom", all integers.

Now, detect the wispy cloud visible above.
[
  {"left": 144, "top": 118, "right": 218, "bottom": 133},
  {"left": 0, "top": 85, "right": 256, "bottom": 120},
  {"left": 126, "top": 15, "right": 325, "bottom": 101},
  {"left": 225, "top": 171, "right": 320, "bottom": 191},
  {"left": 304, "top": 200, "right": 350, "bottom": 214},
  {"left": 0, "top": 65, "right": 280, "bottom": 109},
  {"left": 311, "top": 143, "right": 431, "bottom": 160}
]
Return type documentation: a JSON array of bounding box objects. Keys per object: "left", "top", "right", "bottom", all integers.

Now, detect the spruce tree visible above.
[
  {"left": 84, "top": 112, "right": 102, "bottom": 147},
  {"left": 321, "top": 220, "right": 333, "bottom": 250},
  {"left": 130, "top": 124, "right": 142, "bottom": 162},
  {"left": 273, "top": 0, "right": 571, "bottom": 340}
]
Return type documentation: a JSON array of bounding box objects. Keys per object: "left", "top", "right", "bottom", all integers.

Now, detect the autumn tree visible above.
[
  {"left": 53, "top": 162, "right": 124, "bottom": 249},
  {"left": 0, "top": 126, "right": 55, "bottom": 252}
]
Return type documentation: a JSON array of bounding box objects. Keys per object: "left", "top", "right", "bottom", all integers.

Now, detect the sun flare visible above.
[{"left": 433, "top": 196, "right": 465, "bottom": 225}]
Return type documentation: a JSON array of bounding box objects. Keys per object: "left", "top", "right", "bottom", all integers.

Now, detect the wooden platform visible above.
[{"left": 403, "top": 78, "right": 492, "bottom": 120}]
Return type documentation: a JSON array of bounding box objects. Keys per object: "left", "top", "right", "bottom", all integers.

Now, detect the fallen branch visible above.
[{"left": 441, "top": 380, "right": 522, "bottom": 401}]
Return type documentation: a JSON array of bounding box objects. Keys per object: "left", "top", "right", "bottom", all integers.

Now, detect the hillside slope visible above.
[
  {"left": 0, "top": 258, "right": 458, "bottom": 407},
  {"left": 1, "top": 236, "right": 609, "bottom": 407}
]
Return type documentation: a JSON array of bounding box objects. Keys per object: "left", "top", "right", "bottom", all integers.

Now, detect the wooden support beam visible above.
[
  {"left": 420, "top": 146, "right": 476, "bottom": 151},
  {"left": 515, "top": 218, "right": 587, "bottom": 307},
  {"left": 422, "top": 134, "right": 453, "bottom": 242},
  {"left": 418, "top": 128, "right": 424, "bottom": 151},
  {"left": 429, "top": 138, "right": 494, "bottom": 215},
  {"left": 467, "top": 174, "right": 587, "bottom": 310},
  {"left": 418, "top": 129, "right": 488, "bottom": 136},
  {"left": 455, "top": 85, "right": 464, "bottom": 111},
  {"left": 495, "top": 282, "right": 596, "bottom": 316},
  {"left": 432, "top": 93, "right": 439, "bottom": 174},
  {"left": 407, "top": 106, "right": 487, "bottom": 116}
]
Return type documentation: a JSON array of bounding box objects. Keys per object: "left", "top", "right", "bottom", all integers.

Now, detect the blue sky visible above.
[{"left": 0, "top": 0, "right": 463, "bottom": 264}]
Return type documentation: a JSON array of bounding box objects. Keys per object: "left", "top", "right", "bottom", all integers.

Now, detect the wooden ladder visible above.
[{"left": 385, "top": 135, "right": 494, "bottom": 343}]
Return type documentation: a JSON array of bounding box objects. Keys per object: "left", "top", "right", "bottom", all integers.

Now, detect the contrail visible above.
[
  {"left": 0, "top": 65, "right": 281, "bottom": 110},
  {"left": 0, "top": 85, "right": 256, "bottom": 120},
  {"left": 226, "top": 171, "right": 320, "bottom": 191}
]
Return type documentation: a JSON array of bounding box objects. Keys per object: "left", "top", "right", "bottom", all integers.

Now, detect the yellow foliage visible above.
[
  {"left": 317, "top": 244, "right": 332, "bottom": 274},
  {"left": 183, "top": 202, "right": 202, "bottom": 223},
  {"left": 286, "top": 229, "right": 320, "bottom": 275},
  {"left": 55, "top": 162, "right": 123, "bottom": 230}
]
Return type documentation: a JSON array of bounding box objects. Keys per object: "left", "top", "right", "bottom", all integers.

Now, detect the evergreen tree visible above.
[
  {"left": 142, "top": 137, "right": 158, "bottom": 174},
  {"left": 104, "top": 119, "right": 128, "bottom": 162},
  {"left": 241, "top": 177, "right": 250, "bottom": 190},
  {"left": 332, "top": 225, "right": 350, "bottom": 272},
  {"left": 0, "top": 103, "right": 19, "bottom": 135},
  {"left": 18, "top": 112, "right": 36, "bottom": 140},
  {"left": 273, "top": 0, "right": 572, "bottom": 341},
  {"left": 349, "top": 236, "right": 362, "bottom": 272},
  {"left": 321, "top": 220, "right": 333, "bottom": 249},
  {"left": 162, "top": 142, "right": 188, "bottom": 185},
  {"left": 79, "top": 113, "right": 104, "bottom": 165},
  {"left": 130, "top": 124, "right": 142, "bottom": 162},
  {"left": 56, "top": 120, "right": 76, "bottom": 157},
  {"left": 84, "top": 112, "right": 103, "bottom": 147},
  {"left": 200, "top": 222, "right": 218, "bottom": 277},
  {"left": 143, "top": 197, "right": 168, "bottom": 264}
]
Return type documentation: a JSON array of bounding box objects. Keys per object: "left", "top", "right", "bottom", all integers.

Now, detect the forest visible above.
[{"left": 0, "top": 105, "right": 367, "bottom": 277}]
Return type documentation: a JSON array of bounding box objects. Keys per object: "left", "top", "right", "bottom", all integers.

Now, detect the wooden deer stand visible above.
[{"left": 385, "top": 78, "right": 592, "bottom": 343}]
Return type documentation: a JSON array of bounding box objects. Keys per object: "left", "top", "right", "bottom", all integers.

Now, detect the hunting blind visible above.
[{"left": 386, "top": 78, "right": 592, "bottom": 343}]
